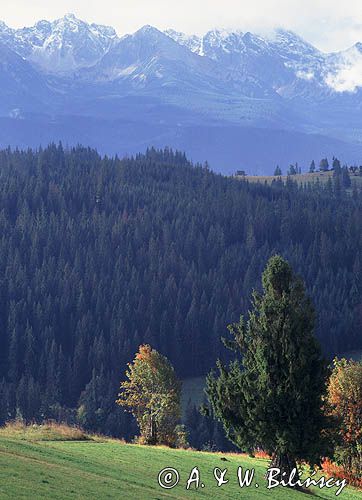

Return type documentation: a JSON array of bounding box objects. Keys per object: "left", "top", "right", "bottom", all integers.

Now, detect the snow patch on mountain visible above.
[
  {"left": 164, "top": 29, "right": 202, "bottom": 54},
  {"left": 267, "top": 29, "right": 321, "bottom": 60},
  {"left": 296, "top": 70, "right": 315, "bottom": 80}
]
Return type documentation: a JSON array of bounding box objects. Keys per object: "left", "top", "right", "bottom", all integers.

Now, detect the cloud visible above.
[{"left": 325, "top": 47, "right": 362, "bottom": 92}]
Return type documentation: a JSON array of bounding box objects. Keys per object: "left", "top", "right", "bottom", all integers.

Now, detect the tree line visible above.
[{"left": 274, "top": 156, "right": 362, "bottom": 184}]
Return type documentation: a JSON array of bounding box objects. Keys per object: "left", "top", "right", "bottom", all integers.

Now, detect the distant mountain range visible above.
[{"left": 1, "top": 13, "right": 362, "bottom": 173}]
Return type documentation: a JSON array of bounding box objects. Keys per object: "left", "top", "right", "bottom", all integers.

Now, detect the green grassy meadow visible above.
[{"left": 0, "top": 424, "right": 361, "bottom": 500}]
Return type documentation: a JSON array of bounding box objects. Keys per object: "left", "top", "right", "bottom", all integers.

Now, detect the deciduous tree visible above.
[
  {"left": 327, "top": 358, "right": 362, "bottom": 478},
  {"left": 116, "top": 345, "right": 181, "bottom": 446}
]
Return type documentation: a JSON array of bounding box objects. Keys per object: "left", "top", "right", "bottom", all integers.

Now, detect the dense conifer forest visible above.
[{"left": 0, "top": 144, "right": 361, "bottom": 440}]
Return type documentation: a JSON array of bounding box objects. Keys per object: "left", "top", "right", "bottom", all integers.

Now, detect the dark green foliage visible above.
[
  {"left": 332, "top": 157, "right": 342, "bottom": 175},
  {"left": 309, "top": 160, "right": 316, "bottom": 173},
  {"left": 0, "top": 144, "right": 360, "bottom": 438},
  {"left": 274, "top": 166, "right": 282, "bottom": 176},
  {"left": 206, "top": 256, "right": 332, "bottom": 468},
  {"left": 185, "top": 402, "right": 235, "bottom": 452},
  {"left": 287, "top": 164, "right": 297, "bottom": 175},
  {"left": 332, "top": 159, "right": 351, "bottom": 191},
  {"left": 342, "top": 167, "right": 351, "bottom": 188},
  {"left": 319, "top": 158, "right": 329, "bottom": 171}
]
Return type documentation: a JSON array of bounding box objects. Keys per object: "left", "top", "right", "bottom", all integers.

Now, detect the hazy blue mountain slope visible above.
[
  {"left": 2, "top": 114, "right": 361, "bottom": 174},
  {"left": 0, "top": 42, "right": 55, "bottom": 114}
]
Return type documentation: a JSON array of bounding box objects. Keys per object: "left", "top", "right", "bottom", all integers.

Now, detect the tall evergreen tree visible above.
[
  {"left": 287, "top": 164, "right": 297, "bottom": 175},
  {"left": 319, "top": 158, "right": 329, "bottom": 171},
  {"left": 341, "top": 166, "right": 351, "bottom": 188},
  {"left": 332, "top": 157, "right": 342, "bottom": 175},
  {"left": 206, "top": 255, "right": 331, "bottom": 479}
]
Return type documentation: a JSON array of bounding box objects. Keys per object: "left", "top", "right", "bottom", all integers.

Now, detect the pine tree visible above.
[
  {"left": 206, "top": 255, "right": 331, "bottom": 481},
  {"left": 319, "top": 158, "right": 329, "bottom": 172},
  {"left": 341, "top": 167, "right": 351, "bottom": 188},
  {"left": 309, "top": 160, "right": 316, "bottom": 173},
  {"left": 274, "top": 166, "right": 282, "bottom": 176},
  {"left": 332, "top": 157, "right": 342, "bottom": 175},
  {"left": 287, "top": 164, "right": 297, "bottom": 175}
]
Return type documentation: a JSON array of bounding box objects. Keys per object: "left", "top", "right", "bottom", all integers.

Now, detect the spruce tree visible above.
[
  {"left": 287, "top": 164, "right": 297, "bottom": 175},
  {"left": 206, "top": 255, "right": 331, "bottom": 480},
  {"left": 319, "top": 158, "right": 329, "bottom": 171},
  {"left": 332, "top": 157, "right": 342, "bottom": 175},
  {"left": 341, "top": 167, "right": 351, "bottom": 188}
]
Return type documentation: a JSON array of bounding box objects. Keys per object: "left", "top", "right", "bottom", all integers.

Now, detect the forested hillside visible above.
[{"left": 0, "top": 144, "right": 361, "bottom": 437}]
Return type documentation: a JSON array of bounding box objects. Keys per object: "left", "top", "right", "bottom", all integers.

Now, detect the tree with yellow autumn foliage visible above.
[
  {"left": 327, "top": 358, "right": 362, "bottom": 479},
  {"left": 116, "top": 345, "right": 181, "bottom": 446}
]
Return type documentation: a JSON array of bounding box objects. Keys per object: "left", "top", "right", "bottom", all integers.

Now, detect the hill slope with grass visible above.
[
  {"left": 238, "top": 170, "right": 362, "bottom": 188},
  {"left": 0, "top": 424, "right": 361, "bottom": 499}
]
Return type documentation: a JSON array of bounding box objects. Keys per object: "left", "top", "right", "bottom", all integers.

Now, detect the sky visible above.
[{"left": 1, "top": 0, "right": 362, "bottom": 53}]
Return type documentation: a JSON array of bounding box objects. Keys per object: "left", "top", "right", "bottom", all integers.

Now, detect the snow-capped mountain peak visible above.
[
  {"left": 164, "top": 29, "right": 202, "bottom": 54},
  {"left": 267, "top": 28, "right": 322, "bottom": 61},
  {"left": 136, "top": 24, "right": 159, "bottom": 34},
  {"left": 63, "top": 13, "right": 77, "bottom": 21},
  {"left": 2, "top": 15, "right": 362, "bottom": 173},
  {"left": 0, "top": 14, "right": 118, "bottom": 73},
  {"left": 1, "top": 15, "right": 362, "bottom": 96}
]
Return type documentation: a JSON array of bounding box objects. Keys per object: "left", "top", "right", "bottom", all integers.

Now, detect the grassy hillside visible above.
[
  {"left": 0, "top": 424, "right": 361, "bottom": 499},
  {"left": 237, "top": 170, "right": 362, "bottom": 187}
]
